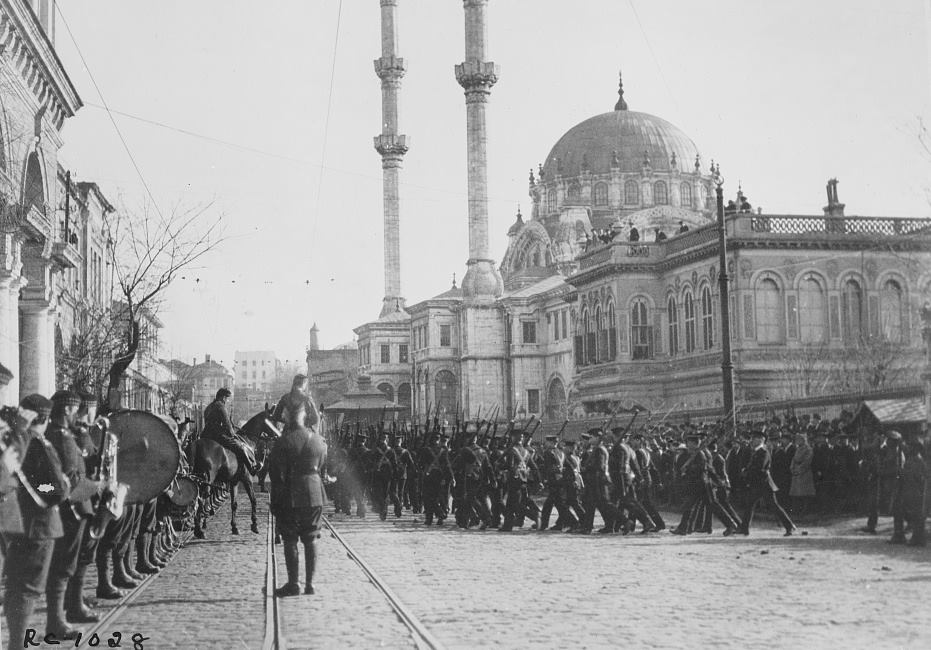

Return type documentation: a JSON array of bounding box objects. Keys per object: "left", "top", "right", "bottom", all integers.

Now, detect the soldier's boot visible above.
[
  {"left": 65, "top": 565, "right": 100, "bottom": 624},
  {"left": 95, "top": 553, "right": 125, "bottom": 600},
  {"left": 112, "top": 548, "right": 140, "bottom": 588},
  {"left": 303, "top": 542, "right": 317, "bottom": 595},
  {"left": 146, "top": 532, "right": 167, "bottom": 568},
  {"left": 123, "top": 547, "right": 145, "bottom": 582},
  {"left": 45, "top": 581, "right": 79, "bottom": 639},
  {"left": 274, "top": 542, "right": 301, "bottom": 597},
  {"left": 134, "top": 535, "right": 159, "bottom": 574},
  {"left": 5, "top": 591, "right": 35, "bottom": 650}
]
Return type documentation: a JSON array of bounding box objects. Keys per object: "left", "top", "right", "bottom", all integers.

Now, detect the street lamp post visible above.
[{"left": 713, "top": 164, "right": 737, "bottom": 434}]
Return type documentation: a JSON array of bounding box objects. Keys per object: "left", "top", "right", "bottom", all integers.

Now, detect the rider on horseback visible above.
[
  {"left": 272, "top": 374, "right": 319, "bottom": 431},
  {"left": 200, "top": 388, "right": 259, "bottom": 474}
]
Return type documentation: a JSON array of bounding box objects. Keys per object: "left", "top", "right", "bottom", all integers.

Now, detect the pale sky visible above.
[{"left": 54, "top": 0, "right": 931, "bottom": 368}]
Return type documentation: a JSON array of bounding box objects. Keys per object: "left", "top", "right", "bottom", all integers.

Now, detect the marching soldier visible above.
[
  {"left": 4, "top": 396, "right": 70, "bottom": 650},
  {"left": 579, "top": 429, "right": 615, "bottom": 534},
  {"left": 607, "top": 428, "right": 657, "bottom": 534},
  {"left": 738, "top": 430, "right": 796, "bottom": 536},
  {"left": 630, "top": 433, "right": 666, "bottom": 531},
  {"left": 451, "top": 427, "right": 494, "bottom": 529},
  {"left": 347, "top": 434, "right": 369, "bottom": 518},
  {"left": 539, "top": 435, "right": 568, "bottom": 531},
  {"left": 559, "top": 440, "right": 585, "bottom": 531},
  {"left": 418, "top": 432, "right": 454, "bottom": 526},
  {"left": 391, "top": 434, "right": 414, "bottom": 518},
  {"left": 369, "top": 431, "right": 398, "bottom": 521},
  {"left": 498, "top": 427, "right": 540, "bottom": 532}
]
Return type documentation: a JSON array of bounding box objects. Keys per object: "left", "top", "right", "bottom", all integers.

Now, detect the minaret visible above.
[
  {"left": 454, "top": 0, "right": 507, "bottom": 419},
  {"left": 374, "top": 0, "right": 408, "bottom": 317},
  {"left": 308, "top": 322, "right": 320, "bottom": 351},
  {"left": 455, "top": 0, "right": 503, "bottom": 302}
]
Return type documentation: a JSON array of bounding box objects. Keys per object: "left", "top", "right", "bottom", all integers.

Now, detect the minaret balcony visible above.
[
  {"left": 374, "top": 134, "right": 409, "bottom": 157},
  {"left": 374, "top": 56, "right": 406, "bottom": 80}
]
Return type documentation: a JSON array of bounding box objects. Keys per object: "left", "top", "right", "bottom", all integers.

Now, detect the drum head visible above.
[
  {"left": 169, "top": 476, "right": 198, "bottom": 507},
  {"left": 109, "top": 410, "right": 181, "bottom": 504}
]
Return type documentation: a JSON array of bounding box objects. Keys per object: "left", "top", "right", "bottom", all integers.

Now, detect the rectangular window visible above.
[
  {"left": 574, "top": 335, "right": 585, "bottom": 367},
  {"left": 868, "top": 295, "right": 880, "bottom": 339},
  {"left": 527, "top": 389, "right": 540, "bottom": 414},
  {"left": 786, "top": 295, "right": 799, "bottom": 339},
  {"left": 399, "top": 344, "right": 409, "bottom": 364},
  {"left": 252, "top": 371, "right": 256, "bottom": 379},
  {"left": 553, "top": 313, "right": 559, "bottom": 340},
  {"left": 743, "top": 294, "right": 755, "bottom": 339},
  {"left": 440, "top": 325, "right": 451, "bottom": 347},
  {"left": 252, "top": 360, "right": 256, "bottom": 367},
  {"left": 381, "top": 344, "right": 390, "bottom": 364},
  {"left": 829, "top": 296, "right": 841, "bottom": 338},
  {"left": 262, "top": 370, "right": 266, "bottom": 379},
  {"left": 522, "top": 321, "right": 537, "bottom": 344}
]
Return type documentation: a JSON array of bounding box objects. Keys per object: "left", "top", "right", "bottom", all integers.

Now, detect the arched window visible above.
[
  {"left": 595, "top": 305, "right": 604, "bottom": 362},
  {"left": 680, "top": 182, "right": 692, "bottom": 208},
  {"left": 631, "top": 299, "right": 652, "bottom": 360},
  {"left": 701, "top": 286, "right": 715, "bottom": 349},
  {"left": 585, "top": 308, "right": 597, "bottom": 364},
  {"left": 841, "top": 279, "right": 864, "bottom": 343},
  {"left": 756, "top": 278, "right": 784, "bottom": 343},
  {"left": 667, "top": 297, "right": 679, "bottom": 356},
  {"left": 607, "top": 302, "right": 617, "bottom": 360},
  {"left": 546, "top": 377, "right": 567, "bottom": 421},
  {"left": 23, "top": 152, "right": 44, "bottom": 212},
  {"left": 653, "top": 181, "right": 668, "bottom": 205},
  {"left": 798, "top": 277, "right": 826, "bottom": 343},
  {"left": 881, "top": 280, "right": 904, "bottom": 343},
  {"left": 547, "top": 189, "right": 557, "bottom": 213},
  {"left": 434, "top": 370, "right": 457, "bottom": 420},
  {"left": 684, "top": 292, "right": 696, "bottom": 352},
  {"left": 377, "top": 382, "right": 394, "bottom": 403},
  {"left": 624, "top": 180, "right": 639, "bottom": 205},
  {"left": 567, "top": 182, "right": 581, "bottom": 203},
  {"left": 593, "top": 182, "right": 608, "bottom": 206}
]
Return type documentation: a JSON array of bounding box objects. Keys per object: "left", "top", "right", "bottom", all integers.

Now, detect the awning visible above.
[{"left": 859, "top": 398, "right": 926, "bottom": 424}]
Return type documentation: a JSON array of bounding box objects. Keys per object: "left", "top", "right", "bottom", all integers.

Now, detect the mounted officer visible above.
[
  {"left": 272, "top": 374, "right": 319, "bottom": 431},
  {"left": 201, "top": 388, "right": 258, "bottom": 473}
]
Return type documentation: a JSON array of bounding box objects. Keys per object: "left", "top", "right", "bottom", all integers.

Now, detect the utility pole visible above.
[{"left": 713, "top": 163, "right": 736, "bottom": 433}]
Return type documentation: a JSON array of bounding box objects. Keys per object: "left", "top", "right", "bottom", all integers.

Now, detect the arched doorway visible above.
[
  {"left": 546, "top": 376, "right": 567, "bottom": 421},
  {"left": 377, "top": 382, "right": 394, "bottom": 403},
  {"left": 434, "top": 370, "right": 457, "bottom": 422},
  {"left": 397, "top": 382, "right": 411, "bottom": 420}
]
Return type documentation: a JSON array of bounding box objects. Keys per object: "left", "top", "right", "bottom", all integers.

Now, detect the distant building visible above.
[
  {"left": 233, "top": 350, "right": 277, "bottom": 392},
  {"left": 305, "top": 325, "right": 358, "bottom": 412}
]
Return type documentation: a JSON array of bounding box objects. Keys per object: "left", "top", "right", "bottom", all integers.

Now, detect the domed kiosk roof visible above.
[{"left": 541, "top": 75, "right": 705, "bottom": 178}]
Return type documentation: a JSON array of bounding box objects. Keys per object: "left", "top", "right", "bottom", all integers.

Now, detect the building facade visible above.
[{"left": 0, "top": 0, "right": 82, "bottom": 404}]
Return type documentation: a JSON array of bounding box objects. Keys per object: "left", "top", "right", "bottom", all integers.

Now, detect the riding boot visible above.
[
  {"left": 123, "top": 548, "right": 145, "bottom": 582},
  {"left": 274, "top": 540, "right": 301, "bottom": 597},
  {"left": 96, "top": 552, "right": 124, "bottom": 599},
  {"left": 150, "top": 532, "right": 168, "bottom": 567},
  {"left": 113, "top": 548, "right": 140, "bottom": 588},
  {"left": 303, "top": 542, "right": 317, "bottom": 595},
  {"left": 46, "top": 582, "right": 79, "bottom": 639},
  {"left": 5, "top": 592, "right": 35, "bottom": 650},
  {"left": 66, "top": 565, "right": 100, "bottom": 624},
  {"left": 135, "top": 534, "right": 159, "bottom": 574},
  {"left": 144, "top": 531, "right": 166, "bottom": 568}
]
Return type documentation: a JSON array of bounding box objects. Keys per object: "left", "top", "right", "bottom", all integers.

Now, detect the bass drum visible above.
[
  {"left": 169, "top": 475, "right": 198, "bottom": 507},
  {"left": 108, "top": 410, "right": 181, "bottom": 504}
]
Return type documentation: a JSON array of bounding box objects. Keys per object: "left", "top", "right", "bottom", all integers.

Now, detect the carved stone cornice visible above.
[
  {"left": 374, "top": 55, "right": 406, "bottom": 82},
  {"left": 50, "top": 240, "right": 79, "bottom": 270},
  {"left": 0, "top": 1, "right": 82, "bottom": 129},
  {"left": 455, "top": 61, "right": 498, "bottom": 99}
]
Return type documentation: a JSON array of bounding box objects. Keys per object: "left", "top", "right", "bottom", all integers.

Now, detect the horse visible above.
[{"left": 192, "top": 404, "right": 280, "bottom": 538}]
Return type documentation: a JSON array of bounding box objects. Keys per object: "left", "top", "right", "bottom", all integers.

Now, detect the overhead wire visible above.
[{"left": 56, "top": 4, "right": 166, "bottom": 225}]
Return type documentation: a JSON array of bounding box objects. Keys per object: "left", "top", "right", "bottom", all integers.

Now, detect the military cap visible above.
[
  {"left": 428, "top": 431, "right": 441, "bottom": 440},
  {"left": 521, "top": 429, "right": 533, "bottom": 437},
  {"left": 590, "top": 429, "right": 605, "bottom": 439},
  {"left": 684, "top": 433, "right": 700, "bottom": 443},
  {"left": 20, "top": 393, "right": 53, "bottom": 418},
  {"left": 750, "top": 429, "right": 767, "bottom": 440},
  {"left": 508, "top": 427, "right": 523, "bottom": 437},
  {"left": 378, "top": 430, "right": 389, "bottom": 437},
  {"left": 579, "top": 432, "right": 591, "bottom": 441},
  {"left": 78, "top": 391, "right": 97, "bottom": 407},
  {"left": 544, "top": 434, "right": 558, "bottom": 441},
  {"left": 885, "top": 430, "right": 903, "bottom": 441},
  {"left": 629, "top": 433, "right": 644, "bottom": 441},
  {"left": 587, "top": 427, "right": 603, "bottom": 435},
  {"left": 610, "top": 426, "right": 628, "bottom": 438},
  {"left": 51, "top": 389, "right": 82, "bottom": 407}
]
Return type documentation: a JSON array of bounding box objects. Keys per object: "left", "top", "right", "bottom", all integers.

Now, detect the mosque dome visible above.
[{"left": 540, "top": 75, "right": 706, "bottom": 179}]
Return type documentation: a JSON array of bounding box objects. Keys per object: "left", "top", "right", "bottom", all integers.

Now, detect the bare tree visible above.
[
  {"left": 104, "top": 201, "right": 223, "bottom": 408},
  {"left": 776, "top": 343, "right": 835, "bottom": 399}
]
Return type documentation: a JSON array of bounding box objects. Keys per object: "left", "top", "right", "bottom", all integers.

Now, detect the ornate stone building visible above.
[
  {"left": 352, "top": 2, "right": 931, "bottom": 427},
  {"left": 0, "top": 0, "right": 82, "bottom": 404}
]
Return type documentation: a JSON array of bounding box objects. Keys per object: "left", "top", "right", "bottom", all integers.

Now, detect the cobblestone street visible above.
[{"left": 6, "top": 498, "right": 929, "bottom": 649}]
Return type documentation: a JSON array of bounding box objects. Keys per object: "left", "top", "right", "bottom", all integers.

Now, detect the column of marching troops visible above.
[
  {"left": 323, "top": 412, "right": 927, "bottom": 545},
  {"left": 0, "top": 391, "right": 186, "bottom": 648}
]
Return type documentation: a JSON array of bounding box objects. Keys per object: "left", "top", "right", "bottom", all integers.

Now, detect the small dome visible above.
[{"left": 542, "top": 110, "right": 704, "bottom": 179}]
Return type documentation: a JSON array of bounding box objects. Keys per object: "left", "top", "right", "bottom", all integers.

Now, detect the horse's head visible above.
[{"left": 240, "top": 406, "right": 282, "bottom": 443}]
